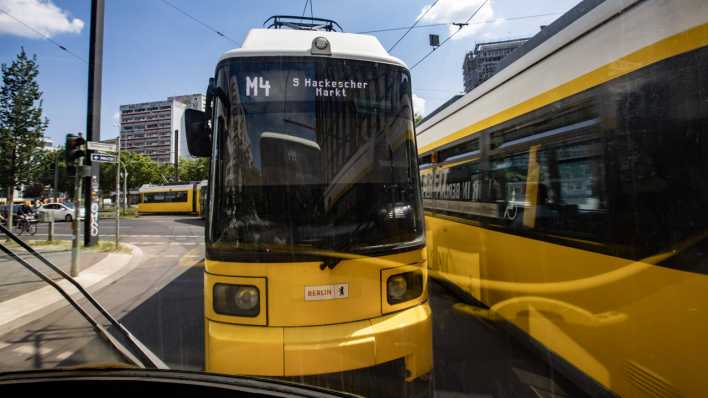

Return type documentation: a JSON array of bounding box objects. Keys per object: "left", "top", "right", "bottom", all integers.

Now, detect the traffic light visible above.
[{"left": 64, "top": 133, "right": 85, "bottom": 163}]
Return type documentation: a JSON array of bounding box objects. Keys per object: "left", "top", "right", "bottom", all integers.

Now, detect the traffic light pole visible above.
[
  {"left": 71, "top": 157, "right": 83, "bottom": 277},
  {"left": 84, "top": 0, "right": 104, "bottom": 247},
  {"left": 115, "top": 135, "right": 120, "bottom": 248}
]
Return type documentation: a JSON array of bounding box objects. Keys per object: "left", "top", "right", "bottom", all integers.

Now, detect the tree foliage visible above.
[
  {"left": 34, "top": 148, "right": 73, "bottom": 195},
  {"left": 0, "top": 48, "right": 48, "bottom": 193},
  {"left": 179, "top": 157, "right": 208, "bottom": 182},
  {"left": 98, "top": 151, "right": 178, "bottom": 193}
]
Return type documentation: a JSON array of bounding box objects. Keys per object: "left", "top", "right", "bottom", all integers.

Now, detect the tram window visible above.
[
  {"left": 422, "top": 160, "right": 482, "bottom": 213},
  {"left": 488, "top": 138, "right": 607, "bottom": 242},
  {"left": 208, "top": 57, "right": 423, "bottom": 259},
  {"left": 419, "top": 154, "right": 432, "bottom": 165},
  {"left": 489, "top": 98, "right": 596, "bottom": 150},
  {"left": 143, "top": 191, "right": 188, "bottom": 203},
  {"left": 437, "top": 138, "right": 479, "bottom": 162}
]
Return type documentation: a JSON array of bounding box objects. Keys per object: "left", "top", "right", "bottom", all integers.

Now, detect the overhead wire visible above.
[
  {"left": 301, "top": 0, "right": 309, "bottom": 17},
  {"left": 158, "top": 0, "right": 238, "bottom": 45},
  {"left": 388, "top": 0, "right": 439, "bottom": 52},
  {"left": 410, "top": 0, "right": 489, "bottom": 70},
  {"left": 359, "top": 12, "right": 562, "bottom": 34},
  {"left": 0, "top": 7, "right": 87, "bottom": 64}
]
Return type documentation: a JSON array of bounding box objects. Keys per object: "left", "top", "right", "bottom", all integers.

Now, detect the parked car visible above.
[{"left": 37, "top": 203, "right": 85, "bottom": 222}]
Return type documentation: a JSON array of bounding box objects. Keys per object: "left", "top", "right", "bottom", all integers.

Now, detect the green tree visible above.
[
  {"left": 98, "top": 151, "right": 170, "bottom": 194},
  {"left": 414, "top": 113, "right": 423, "bottom": 126},
  {"left": 34, "top": 148, "right": 72, "bottom": 196},
  {"left": 179, "top": 157, "right": 208, "bottom": 182},
  {"left": 0, "top": 48, "right": 48, "bottom": 231}
]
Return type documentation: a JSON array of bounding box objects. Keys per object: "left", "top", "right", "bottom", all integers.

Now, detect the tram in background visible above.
[
  {"left": 184, "top": 16, "right": 431, "bottom": 395},
  {"left": 137, "top": 183, "right": 200, "bottom": 214},
  {"left": 197, "top": 180, "right": 208, "bottom": 219},
  {"left": 416, "top": 0, "right": 708, "bottom": 396}
]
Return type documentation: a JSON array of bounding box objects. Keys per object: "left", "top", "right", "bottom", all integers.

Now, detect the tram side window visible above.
[
  {"left": 143, "top": 191, "right": 188, "bottom": 203},
  {"left": 488, "top": 138, "right": 608, "bottom": 242},
  {"left": 421, "top": 160, "right": 482, "bottom": 215},
  {"left": 609, "top": 50, "right": 708, "bottom": 259},
  {"left": 438, "top": 138, "right": 479, "bottom": 162}
]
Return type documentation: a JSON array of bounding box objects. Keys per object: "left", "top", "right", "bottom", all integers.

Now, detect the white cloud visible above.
[
  {"left": 417, "top": 0, "right": 494, "bottom": 40},
  {"left": 412, "top": 94, "right": 426, "bottom": 116},
  {"left": 0, "top": 0, "right": 84, "bottom": 38}
]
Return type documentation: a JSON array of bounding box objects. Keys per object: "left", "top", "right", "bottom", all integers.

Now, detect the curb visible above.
[{"left": 0, "top": 243, "right": 144, "bottom": 338}]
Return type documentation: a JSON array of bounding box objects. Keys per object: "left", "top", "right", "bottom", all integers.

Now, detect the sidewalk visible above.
[
  {"left": 0, "top": 247, "right": 108, "bottom": 303},
  {"left": 0, "top": 242, "right": 142, "bottom": 337}
]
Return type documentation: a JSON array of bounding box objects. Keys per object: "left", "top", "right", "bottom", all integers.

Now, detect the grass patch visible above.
[
  {"left": 98, "top": 207, "right": 138, "bottom": 220},
  {"left": 3, "top": 239, "right": 130, "bottom": 254},
  {"left": 3, "top": 239, "right": 73, "bottom": 251},
  {"left": 87, "top": 241, "right": 132, "bottom": 253}
]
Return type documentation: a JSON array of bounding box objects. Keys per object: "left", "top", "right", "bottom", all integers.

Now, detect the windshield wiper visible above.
[{"left": 0, "top": 223, "right": 167, "bottom": 370}]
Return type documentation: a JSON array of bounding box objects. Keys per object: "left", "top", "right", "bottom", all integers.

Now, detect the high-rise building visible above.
[
  {"left": 119, "top": 94, "right": 205, "bottom": 163},
  {"left": 463, "top": 38, "right": 529, "bottom": 92}
]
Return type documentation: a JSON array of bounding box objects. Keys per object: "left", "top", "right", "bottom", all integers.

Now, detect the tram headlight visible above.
[
  {"left": 386, "top": 271, "right": 423, "bottom": 305},
  {"left": 213, "top": 284, "right": 260, "bottom": 317},
  {"left": 314, "top": 37, "right": 329, "bottom": 50},
  {"left": 311, "top": 36, "right": 331, "bottom": 55}
]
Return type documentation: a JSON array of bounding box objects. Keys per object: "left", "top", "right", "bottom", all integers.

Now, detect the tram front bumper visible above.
[{"left": 206, "top": 303, "right": 432, "bottom": 381}]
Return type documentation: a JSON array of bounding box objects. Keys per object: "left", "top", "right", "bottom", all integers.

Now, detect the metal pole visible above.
[
  {"left": 123, "top": 167, "right": 128, "bottom": 211},
  {"left": 115, "top": 134, "right": 120, "bottom": 248},
  {"left": 83, "top": 0, "right": 104, "bottom": 247},
  {"left": 174, "top": 129, "right": 179, "bottom": 182},
  {"left": 47, "top": 218, "right": 54, "bottom": 243},
  {"left": 71, "top": 159, "right": 83, "bottom": 277},
  {"left": 53, "top": 154, "right": 59, "bottom": 201}
]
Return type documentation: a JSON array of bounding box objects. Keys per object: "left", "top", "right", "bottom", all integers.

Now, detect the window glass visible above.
[
  {"left": 208, "top": 57, "right": 424, "bottom": 261},
  {"left": 143, "top": 191, "right": 188, "bottom": 203}
]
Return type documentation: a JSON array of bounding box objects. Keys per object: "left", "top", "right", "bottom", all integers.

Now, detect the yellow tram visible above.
[
  {"left": 137, "top": 183, "right": 199, "bottom": 214},
  {"left": 185, "top": 16, "right": 432, "bottom": 389},
  {"left": 416, "top": 0, "right": 708, "bottom": 396}
]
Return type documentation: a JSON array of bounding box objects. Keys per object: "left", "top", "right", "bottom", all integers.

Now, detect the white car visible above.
[{"left": 37, "top": 203, "right": 85, "bottom": 222}]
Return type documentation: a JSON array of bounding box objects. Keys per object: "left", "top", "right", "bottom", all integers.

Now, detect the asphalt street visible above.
[{"left": 0, "top": 215, "right": 586, "bottom": 397}]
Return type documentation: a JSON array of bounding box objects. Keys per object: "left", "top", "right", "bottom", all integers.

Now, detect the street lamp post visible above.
[{"left": 114, "top": 134, "right": 120, "bottom": 248}]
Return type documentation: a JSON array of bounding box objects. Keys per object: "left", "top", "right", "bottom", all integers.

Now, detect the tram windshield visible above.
[{"left": 207, "top": 57, "right": 424, "bottom": 261}]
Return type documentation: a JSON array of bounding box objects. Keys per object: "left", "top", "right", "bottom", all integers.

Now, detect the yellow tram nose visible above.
[{"left": 205, "top": 303, "right": 432, "bottom": 380}]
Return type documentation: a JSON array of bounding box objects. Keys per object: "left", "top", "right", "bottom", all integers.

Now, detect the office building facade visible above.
[
  {"left": 119, "top": 94, "right": 205, "bottom": 163},
  {"left": 463, "top": 38, "right": 529, "bottom": 92}
]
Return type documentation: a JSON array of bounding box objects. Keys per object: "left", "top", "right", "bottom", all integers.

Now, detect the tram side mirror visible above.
[{"left": 185, "top": 109, "right": 211, "bottom": 157}]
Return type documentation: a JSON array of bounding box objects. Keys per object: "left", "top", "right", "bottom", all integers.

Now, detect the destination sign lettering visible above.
[{"left": 293, "top": 78, "right": 369, "bottom": 98}]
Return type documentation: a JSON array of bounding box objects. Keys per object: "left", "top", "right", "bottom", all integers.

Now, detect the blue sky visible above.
[{"left": 0, "top": 0, "right": 578, "bottom": 146}]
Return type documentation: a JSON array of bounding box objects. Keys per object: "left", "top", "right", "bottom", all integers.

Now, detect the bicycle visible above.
[{"left": 17, "top": 215, "right": 37, "bottom": 236}]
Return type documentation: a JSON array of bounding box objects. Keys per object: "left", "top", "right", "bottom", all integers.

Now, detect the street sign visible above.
[
  {"left": 87, "top": 141, "right": 117, "bottom": 152},
  {"left": 90, "top": 152, "right": 116, "bottom": 163}
]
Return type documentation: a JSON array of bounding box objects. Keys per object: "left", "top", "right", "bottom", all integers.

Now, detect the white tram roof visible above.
[
  {"left": 138, "top": 184, "right": 194, "bottom": 193},
  {"left": 219, "top": 29, "right": 406, "bottom": 68}
]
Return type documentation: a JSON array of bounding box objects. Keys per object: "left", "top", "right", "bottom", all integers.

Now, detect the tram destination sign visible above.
[
  {"left": 90, "top": 152, "right": 116, "bottom": 163},
  {"left": 87, "top": 141, "right": 117, "bottom": 153}
]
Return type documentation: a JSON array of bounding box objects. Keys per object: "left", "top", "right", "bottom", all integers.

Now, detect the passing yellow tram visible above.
[
  {"left": 137, "top": 183, "right": 200, "bottom": 214},
  {"left": 417, "top": 0, "right": 708, "bottom": 396},
  {"left": 185, "top": 16, "right": 431, "bottom": 392},
  {"left": 197, "top": 180, "right": 208, "bottom": 219}
]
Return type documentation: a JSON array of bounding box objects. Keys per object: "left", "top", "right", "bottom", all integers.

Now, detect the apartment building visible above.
[
  {"left": 462, "top": 38, "right": 529, "bottom": 92},
  {"left": 119, "top": 94, "right": 205, "bottom": 163}
]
